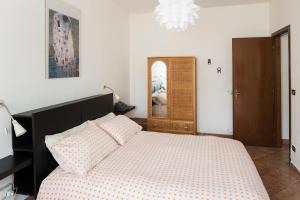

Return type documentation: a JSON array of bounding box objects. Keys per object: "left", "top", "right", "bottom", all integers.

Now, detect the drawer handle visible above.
[{"left": 184, "top": 126, "right": 188, "bottom": 130}]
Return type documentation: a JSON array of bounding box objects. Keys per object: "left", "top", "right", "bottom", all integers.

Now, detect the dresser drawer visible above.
[
  {"left": 171, "top": 121, "right": 194, "bottom": 134},
  {"left": 148, "top": 119, "right": 171, "bottom": 131}
]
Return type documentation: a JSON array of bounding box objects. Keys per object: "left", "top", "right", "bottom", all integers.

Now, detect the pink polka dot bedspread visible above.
[{"left": 37, "top": 131, "right": 269, "bottom": 200}]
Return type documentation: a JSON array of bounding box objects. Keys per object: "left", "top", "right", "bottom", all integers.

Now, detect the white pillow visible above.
[
  {"left": 91, "top": 112, "right": 116, "bottom": 126},
  {"left": 99, "top": 115, "right": 142, "bottom": 145},
  {"left": 45, "top": 113, "right": 116, "bottom": 163},
  {"left": 45, "top": 121, "right": 89, "bottom": 152},
  {"left": 46, "top": 113, "right": 116, "bottom": 150},
  {"left": 52, "top": 123, "right": 119, "bottom": 175}
]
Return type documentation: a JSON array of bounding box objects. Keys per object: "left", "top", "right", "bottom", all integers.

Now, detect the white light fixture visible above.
[
  {"left": 0, "top": 100, "right": 27, "bottom": 137},
  {"left": 103, "top": 85, "right": 120, "bottom": 102},
  {"left": 155, "top": 0, "right": 200, "bottom": 32}
]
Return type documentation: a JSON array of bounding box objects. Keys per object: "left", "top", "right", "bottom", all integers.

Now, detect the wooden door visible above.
[{"left": 233, "top": 38, "right": 275, "bottom": 147}]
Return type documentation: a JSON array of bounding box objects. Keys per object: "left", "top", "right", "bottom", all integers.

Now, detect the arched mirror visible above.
[{"left": 151, "top": 61, "right": 167, "bottom": 117}]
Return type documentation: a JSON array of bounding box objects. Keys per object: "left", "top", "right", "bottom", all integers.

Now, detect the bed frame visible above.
[{"left": 12, "top": 94, "right": 113, "bottom": 197}]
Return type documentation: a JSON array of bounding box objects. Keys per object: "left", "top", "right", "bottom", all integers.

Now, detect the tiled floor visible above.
[{"left": 246, "top": 145, "right": 300, "bottom": 200}]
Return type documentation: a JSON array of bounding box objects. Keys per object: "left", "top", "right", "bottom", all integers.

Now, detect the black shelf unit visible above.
[
  {"left": 11, "top": 94, "right": 113, "bottom": 197},
  {"left": 0, "top": 155, "right": 32, "bottom": 180}
]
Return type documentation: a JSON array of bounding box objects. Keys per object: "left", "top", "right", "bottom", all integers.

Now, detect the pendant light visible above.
[{"left": 155, "top": 0, "right": 200, "bottom": 32}]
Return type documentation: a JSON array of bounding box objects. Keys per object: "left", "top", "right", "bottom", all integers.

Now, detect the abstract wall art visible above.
[{"left": 46, "top": 0, "right": 81, "bottom": 79}]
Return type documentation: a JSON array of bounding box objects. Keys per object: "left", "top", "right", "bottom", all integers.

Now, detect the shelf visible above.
[
  {"left": 13, "top": 148, "right": 34, "bottom": 153},
  {"left": 0, "top": 155, "right": 32, "bottom": 180}
]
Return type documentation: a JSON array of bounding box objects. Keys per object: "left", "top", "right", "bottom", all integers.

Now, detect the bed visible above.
[
  {"left": 37, "top": 131, "right": 269, "bottom": 200},
  {"left": 15, "top": 94, "right": 267, "bottom": 199}
]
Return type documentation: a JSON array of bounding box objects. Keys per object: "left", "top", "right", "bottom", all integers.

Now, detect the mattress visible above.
[{"left": 37, "top": 131, "right": 269, "bottom": 200}]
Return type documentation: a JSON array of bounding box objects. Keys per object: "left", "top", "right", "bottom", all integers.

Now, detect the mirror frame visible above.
[{"left": 148, "top": 57, "right": 170, "bottom": 119}]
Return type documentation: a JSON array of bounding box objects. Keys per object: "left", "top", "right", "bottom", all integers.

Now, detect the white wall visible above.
[
  {"left": 270, "top": 0, "right": 300, "bottom": 171},
  {"left": 0, "top": 0, "right": 129, "bottom": 197},
  {"left": 129, "top": 3, "right": 270, "bottom": 135},
  {"left": 281, "top": 34, "right": 289, "bottom": 140}
]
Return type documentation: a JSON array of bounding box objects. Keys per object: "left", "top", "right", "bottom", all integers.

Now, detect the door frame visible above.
[{"left": 272, "top": 25, "right": 292, "bottom": 163}]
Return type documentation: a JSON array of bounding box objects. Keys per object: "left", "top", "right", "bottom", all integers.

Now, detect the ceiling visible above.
[{"left": 113, "top": 0, "right": 269, "bottom": 13}]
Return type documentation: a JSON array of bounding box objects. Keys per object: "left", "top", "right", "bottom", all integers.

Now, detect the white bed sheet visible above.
[{"left": 37, "top": 131, "right": 269, "bottom": 200}]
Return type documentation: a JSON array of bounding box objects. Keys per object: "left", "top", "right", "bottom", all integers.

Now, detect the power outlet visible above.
[{"left": 292, "top": 145, "right": 296, "bottom": 153}]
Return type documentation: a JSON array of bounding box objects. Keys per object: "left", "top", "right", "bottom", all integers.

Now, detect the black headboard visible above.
[{"left": 12, "top": 94, "right": 113, "bottom": 196}]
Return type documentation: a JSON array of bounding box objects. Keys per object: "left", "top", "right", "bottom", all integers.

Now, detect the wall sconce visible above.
[
  {"left": 103, "top": 85, "right": 120, "bottom": 102},
  {"left": 0, "top": 100, "right": 27, "bottom": 137}
]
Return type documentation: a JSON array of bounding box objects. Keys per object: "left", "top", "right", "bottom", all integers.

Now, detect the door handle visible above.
[{"left": 234, "top": 89, "right": 241, "bottom": 100}]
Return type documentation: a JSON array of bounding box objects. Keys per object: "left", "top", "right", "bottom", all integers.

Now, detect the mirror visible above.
[{"left": 151, "top": 61, "right": 167, "bottom": 117}]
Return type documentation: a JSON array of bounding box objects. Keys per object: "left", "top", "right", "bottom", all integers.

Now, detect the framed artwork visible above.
[{"left": 46, "top": 0, "right": 81, "bottom": 79}]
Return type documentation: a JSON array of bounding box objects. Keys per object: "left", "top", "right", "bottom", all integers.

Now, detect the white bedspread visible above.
[{"left": 37, "top": 131, "right": 269, "bottom": 200}]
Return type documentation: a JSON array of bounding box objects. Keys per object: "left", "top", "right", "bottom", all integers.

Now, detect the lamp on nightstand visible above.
[
  {"left": 103, "top": 85, "right": 120, "bottom": 102},
  {"left": 102, "top": 85, "right": 135, "bottom": 115},
  {"left": 0, "top": 100, "right": 27, "bottom": 137}
]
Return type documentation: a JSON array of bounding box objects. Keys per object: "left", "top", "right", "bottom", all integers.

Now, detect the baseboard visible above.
[
  {"left": 198, "top": 132, "right": 233, "bottom": 139},
  {"left": 198, "top": 135, "right": 290, "bottom": 144},
  {"left": 282, "top": 139, "right": 289, "bottom": 147},
  {"left": 291, "top": 163, "right": 300, "bottom": 175},
  {"left": 291, "top": 151, "right": 300, "bottom": 172}
]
